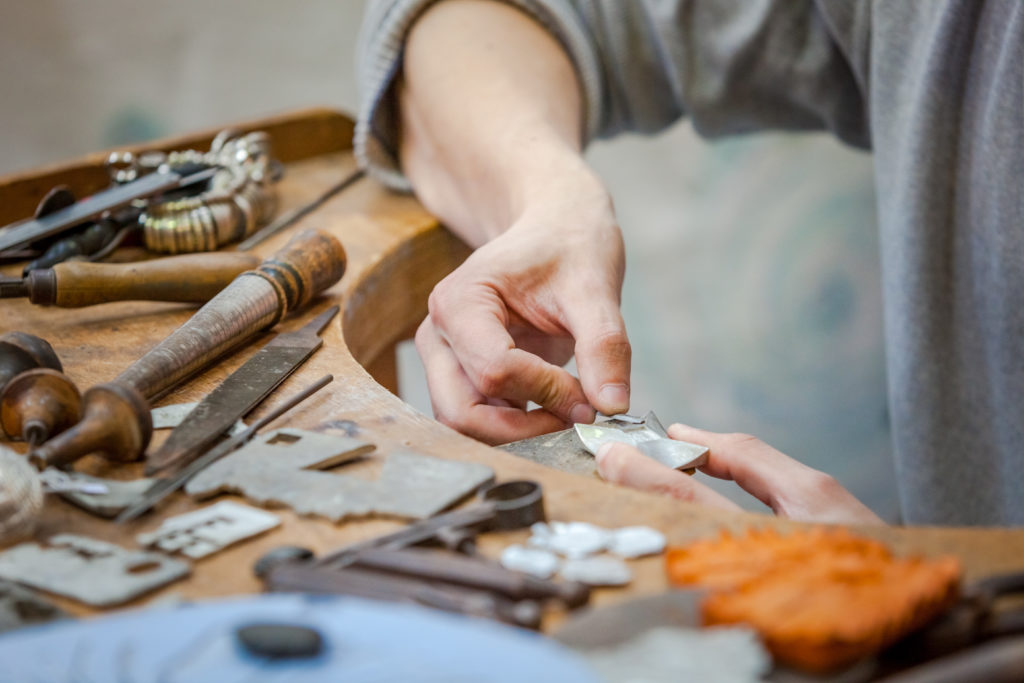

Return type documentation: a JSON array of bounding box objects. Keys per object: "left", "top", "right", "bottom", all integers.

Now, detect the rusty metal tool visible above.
[
  {"left": 0, "top": 251, "right": 259, "bottom": 307},
  {"left": 28, "top": 229, "right": 346, "bottom": 470},
  {"left": 115, "top": 374, "right": 333, "bottom": 523},
  {"left": 0, "top": 332, "right": 62, "bottom": 394},
  {"left": 317, "top": 480, "right": 547, "bottom": 565},
  {"left": 237, "top": 168, "right": 364, "bottom": 250},
  {"left": 144, "top": 305, "right": 338, "bottom": 474},
  {"left": 267, "top": 562, "right": 543, "bottom": 629},
  {"left": 350, "top": 546, "right": 590, "bottom": 608},
  {"left": 258, "top": 481, "right": 584, "bottom": 594},
  {"left": 256, "top": 481, "right": 547, "bottom": 580},
  {"left": 257, "top": 480, "right": 585, "bottom": 627}
]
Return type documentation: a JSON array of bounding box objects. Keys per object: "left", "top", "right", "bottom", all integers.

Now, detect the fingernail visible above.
[
  {"left": 595, "top": 442, "right": 614, "bottom": 464},
  {"left": 598, "top": 384, "right": 629, "bottom": 413},
  {"left": 570, "top": 403, "right": 595, "bottom": 425}
]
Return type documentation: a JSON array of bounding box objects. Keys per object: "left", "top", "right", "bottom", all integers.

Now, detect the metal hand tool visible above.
[
  {"left": 267, "top": 562, "right": 542, "bottom": 629},
  {"left": 257, "top": 480, "right": 584, "bottom": 628},
  {"left": 144, "top": 306, "right": 338, "bottom": 474},
  {"left": 254, "top": 481, "right": 544, "bottom": 578},
  {"left": 29, "top": 230, "right": 346, "bottom": 470},
  {"left": 313, "top": 480, "right": 547, "bottom": 568},
  {"left": 115, "top": 374, "right": 333, "bottom": 523},
  {"left": 0, "top": 168, "right": 216, "bottom": 255},
  {"left": 0, "top": 251, "right": 259, "bottom": 307},
  {"left": 236, "top": 168, "right": 364, "bottom": 250},
  {"left": 350, "top": 546, "right": 590, "bottom": 608}
]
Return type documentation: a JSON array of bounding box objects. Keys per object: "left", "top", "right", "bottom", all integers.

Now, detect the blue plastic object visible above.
[{"left": 0, "top": 594, "right": 601, "bottom": 682}]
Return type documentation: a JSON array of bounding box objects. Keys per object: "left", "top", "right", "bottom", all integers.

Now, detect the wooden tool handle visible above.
[
  {"left": 113, "top": 229, "right": 346, "bottom": 399},
  {"left": 28, "top": 252, "right": 261, "bottom": 307},
  {"left": 246, "top": 229, "right": 348, "bottom": 314}
]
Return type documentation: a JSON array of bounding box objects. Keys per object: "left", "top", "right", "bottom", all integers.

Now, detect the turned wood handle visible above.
[
  {"left": 28, "top": 252, "right": 261, "bottom": 307},
  {"left": 113, "top": 229, "right": 346, "bottom": 399}
]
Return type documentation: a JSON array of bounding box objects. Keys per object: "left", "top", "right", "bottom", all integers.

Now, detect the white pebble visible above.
[
  {"left": 607, "top": 526, "right": 666, "bottom": 558},
  {"left": 542, "top": 522, "right": 611, "bottom": 559},
  {"left": 499, "top": 545, "right": 560, "bottom": 579},
  {"left": 560, "top": 556, "right": 632, "bottom": 586}
]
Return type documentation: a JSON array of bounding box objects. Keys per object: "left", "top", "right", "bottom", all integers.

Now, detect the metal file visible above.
[{"left": 144, "top": 305, "right": 339, "bottom": 474}]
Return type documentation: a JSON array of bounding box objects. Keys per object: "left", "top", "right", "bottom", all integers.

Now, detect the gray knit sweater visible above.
[{"left": 356, "top": 0, "right": 1024, "bottom": 526}]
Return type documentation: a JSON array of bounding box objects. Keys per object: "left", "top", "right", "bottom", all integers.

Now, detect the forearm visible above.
[{"left": 399, "top": 0, "right": 604, "bottom": 246}]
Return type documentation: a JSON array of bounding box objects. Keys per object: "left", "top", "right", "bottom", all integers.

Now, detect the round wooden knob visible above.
[
  {"left": 0, "top": 368, "right": 82, "bottom": 446},
  {"left": 0, "top": 332, "right": 62, "bottom": 394}
]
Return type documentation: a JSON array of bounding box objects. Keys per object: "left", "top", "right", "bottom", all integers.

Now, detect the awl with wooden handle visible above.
[
  {"left": 29, "top": 229, "right": 346, "bottom": 470},
  {"left": 0, "top": 252, "right": 260, "bottom": 307}
]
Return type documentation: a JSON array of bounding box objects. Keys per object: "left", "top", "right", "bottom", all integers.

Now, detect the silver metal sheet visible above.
[
  {"left": 574, "top": 412, "right": 708, "bottom": 471},
  {"left": 137, "top": 501, "right": 280, "bottom": 559},
  {"left": 185, "top": 428, "right": 494, "bottom": 522},
  {"left": 0, "top": 534, "right": 189, "bottom": 607},
  {"left": 57, "top": 473, "right": 157, "bottom": 519}
]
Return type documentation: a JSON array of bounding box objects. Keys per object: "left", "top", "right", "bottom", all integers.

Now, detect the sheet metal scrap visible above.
[
  {"left": 151, "top": 401, "right": 246, "bottom": 435},
  {"left": 0, "top": 534, "right": 189, "bottom": 607},
  {"left": 185, "top": 428, "right": 495, "bottom": 522},
  {"left": 0, "top": 579, "right": 69, "bottom": 634},
  {"left": 137, "top": 501, "right": 280, "bottom": 559},
  {"left": 575, "top": 411, "right": 709, "bottom": 471},
  {"left": 51, "top": 472, "right": 155, "bottom": 519}
]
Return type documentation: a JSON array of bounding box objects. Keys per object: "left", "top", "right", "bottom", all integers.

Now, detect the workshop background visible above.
[{"left": 0, "top": 2, "right": 896, "bottom": 520}]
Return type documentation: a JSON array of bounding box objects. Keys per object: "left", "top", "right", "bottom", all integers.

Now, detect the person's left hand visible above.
[{"left": 595, "top": 423, "right": 883, "bottom": 525}]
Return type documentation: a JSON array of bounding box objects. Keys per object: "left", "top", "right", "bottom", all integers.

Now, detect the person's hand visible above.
[
  {"left": 595, "top": 423, "right": 883, "bottom": 525},
  {"left": 416, "top": 177, "right": 632, "bottom": 444}
]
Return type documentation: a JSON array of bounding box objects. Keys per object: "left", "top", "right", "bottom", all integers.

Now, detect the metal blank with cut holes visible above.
[
  {"left": 185, "top": 428, "right": 494, "bottom": 522},
  {"left": 575, "top": 411, "right": 709, "bottom": 471},
  {"left": 0, "top": 534, "right": 189, "bottom": 607},
  {"left": 138, "top": 501, "right": 280, "bottom": 559}
]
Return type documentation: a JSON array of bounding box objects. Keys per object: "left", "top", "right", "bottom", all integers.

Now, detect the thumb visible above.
[
  {"left": 595, "top": 442, "right": 741, "bottom": 511},
  {"left": 566, "top": 298, "right": 631, "bottom": 416}
]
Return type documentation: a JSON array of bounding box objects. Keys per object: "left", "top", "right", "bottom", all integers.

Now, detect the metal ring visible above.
[{"left": 478, "top": 480, "right": 545, "bottom": 530}]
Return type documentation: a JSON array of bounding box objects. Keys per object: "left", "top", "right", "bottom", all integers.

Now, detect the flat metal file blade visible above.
[
  {"left": 0, "top": 168, "right": 215, "bottom": 254},
  {"left": 144, "top": 305, "right": 339, "bottom": 474}
]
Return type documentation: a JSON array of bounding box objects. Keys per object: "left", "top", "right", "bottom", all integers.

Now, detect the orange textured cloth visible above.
[{"left": 665, "top": 527, "right": 961, "bottom": 673}]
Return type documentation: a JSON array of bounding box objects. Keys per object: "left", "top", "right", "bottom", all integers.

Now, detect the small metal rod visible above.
[
  {"left": 237, "top": 168, "right": 364, "bottom": 250},
  {"left": 114, "top": 373, "right": 333, "bottom": 523}
]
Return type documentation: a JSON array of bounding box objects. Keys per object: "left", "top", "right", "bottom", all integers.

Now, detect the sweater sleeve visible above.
[{"left": 354, "top": 0, "right": 870, "bottom": 190}]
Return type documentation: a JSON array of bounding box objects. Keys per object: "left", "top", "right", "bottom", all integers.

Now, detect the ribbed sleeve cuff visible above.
[{"left": 355, "top": 0, "right": 603, "bottom": 191}]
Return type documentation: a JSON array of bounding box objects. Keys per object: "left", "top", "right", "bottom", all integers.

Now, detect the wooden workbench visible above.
[{"left": 2, "top": 109, "right": 1023, "bottom": 624}]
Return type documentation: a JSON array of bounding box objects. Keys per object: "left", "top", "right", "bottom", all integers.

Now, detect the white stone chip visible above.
[
  {"left": 535, "top": 522, "right": 612, "bottom": 559},
  {"left": 559, "top": 556, "right": 632, "bottom": 586},
  {"left": 499, "top": 545, "right": 560, "bottom": 579},
  {"left": 607, "top": 526, "right": 666, "bottom": 558}
]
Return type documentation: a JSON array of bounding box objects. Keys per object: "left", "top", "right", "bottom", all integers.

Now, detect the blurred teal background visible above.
[{"left": 0, "top": 2, "right": 897, "bottom": 520}]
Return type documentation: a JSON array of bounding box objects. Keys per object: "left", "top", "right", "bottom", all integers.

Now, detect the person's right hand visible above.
[{"left": 415, "top": 176, "right": 632, "bottom": 444}]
